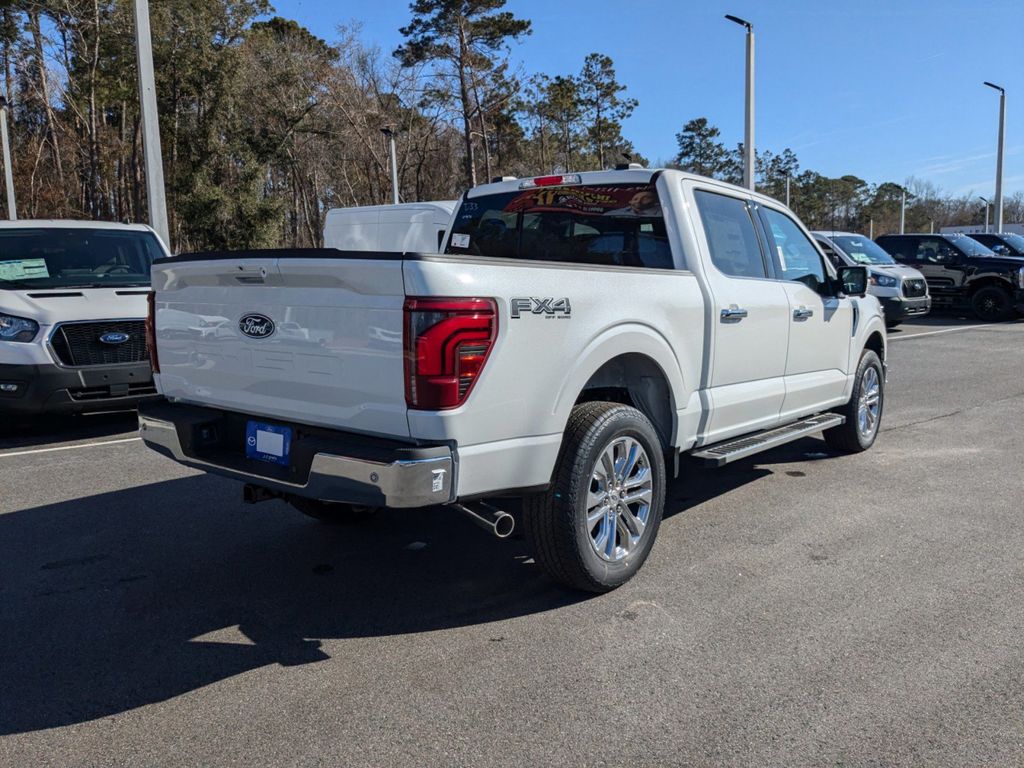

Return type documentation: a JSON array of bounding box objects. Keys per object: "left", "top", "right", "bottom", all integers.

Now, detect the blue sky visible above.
[{"left": 273, "top": 0, "right": 1023, "bottom": 196}]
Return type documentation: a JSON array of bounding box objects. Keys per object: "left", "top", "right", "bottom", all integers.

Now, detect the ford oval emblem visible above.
[
  {"left": 99, "top": 331, "right": 130, "bottom": 345},
  {"left": 239, "top": 313, "right": 275, "bottom": 339}
]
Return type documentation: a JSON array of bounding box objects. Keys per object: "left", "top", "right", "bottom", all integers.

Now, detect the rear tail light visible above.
[
  {"left": 404, "top": 297, "right": 497, "bottom": 410},
  {"left": 145, "top": 291, "right": 160, "bottom": 373}
]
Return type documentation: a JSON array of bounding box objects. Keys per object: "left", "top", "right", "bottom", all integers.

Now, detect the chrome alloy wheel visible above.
[
  {"left": 857, "top": 366, "right": 881, "bottom": 439},
  {"left": 586, "top": 436, "right": 654, "bottom": 562}
]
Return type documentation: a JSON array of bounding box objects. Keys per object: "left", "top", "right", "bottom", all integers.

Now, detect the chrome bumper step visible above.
[{"left": 692, "top": 414, "right": 845, "bottom": 467}]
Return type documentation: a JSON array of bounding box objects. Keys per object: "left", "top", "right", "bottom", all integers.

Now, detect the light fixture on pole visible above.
[
  {"left": 381, "top": 126, "right": 400, "bottom": 205},
  {"left": 134, "top": 0, "right": 169, "bottom": 249},
  {"left": 979, "top": 196, "right": 990, "bottom": 233},
  {"left": 0, "top": 92, "right": 16, "bottom": 220},
  {"left": 725, "top": 14, "right": 755, "bottom": 191},
  {"left": 983, "top": 81, "right": 1005, "bottom": 233}
]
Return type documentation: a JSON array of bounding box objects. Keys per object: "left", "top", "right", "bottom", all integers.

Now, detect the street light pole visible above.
[
  {"left": 381, "top": 126, "right": 399, "bottom": 205},
  {"left": 900, "top": 187, "right": 906, "bottom": 234},
  {"left": 0, "top": 93, "right": 16, "bottom": 220},
  {"left": 785, "top": 174, "right": 790, "bottom": 207},
  {"left": 984, "top": 82, "right": 1005, "bottom": 233},
  {"left": 726, "top": 15, "right": 754, "bottom": 191},
  {"left": 134, "top": 0, "right": 169, "bottom": 248},
  {"left": 979, "top": 196, "right": 990, "bottom": 233}
]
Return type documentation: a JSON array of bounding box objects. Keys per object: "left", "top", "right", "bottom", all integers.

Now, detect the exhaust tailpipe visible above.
[{"left": 452, "top": 501, "right": 515, "bottom": 539}]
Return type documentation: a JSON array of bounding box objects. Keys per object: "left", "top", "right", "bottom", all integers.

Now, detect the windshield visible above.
[
  {"left": 950, "top": 236, "right": 996, "bottom": 257},
  {"left": 0, "top": 228, "right": 163, "bottom": 289},
  {"left": 994, "top": 233, "right": 1024, "bottom": 254},
  {"left": 831, "top": 236, "right": 896, "bottom": 265}
]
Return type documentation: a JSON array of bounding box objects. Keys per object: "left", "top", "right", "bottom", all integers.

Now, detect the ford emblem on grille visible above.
[
  {"left": 239, "top": 314, "right": 275, "bottom": 339},
  {"left": 99, "top": 331, "right": 130, "bottom": 345}
]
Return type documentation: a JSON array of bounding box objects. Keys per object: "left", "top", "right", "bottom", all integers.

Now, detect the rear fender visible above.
[{"left": 551, "top": 324, "right": 688, "bottom": 446}]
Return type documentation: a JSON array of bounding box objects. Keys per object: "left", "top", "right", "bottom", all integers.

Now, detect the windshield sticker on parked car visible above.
[
  {"left": 451, "top": 233, "right": 471, "bottom": 248},
  {"left": 0, "top": 258, "right": 50, "bottom": 282}
]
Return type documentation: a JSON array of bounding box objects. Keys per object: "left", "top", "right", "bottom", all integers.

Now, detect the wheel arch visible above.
[
  {"left": 552, "top": 325, "right": 687, "bottom": 451},
  {"left": 967, "top": 275, "right": 1014, "bottom": 294}
]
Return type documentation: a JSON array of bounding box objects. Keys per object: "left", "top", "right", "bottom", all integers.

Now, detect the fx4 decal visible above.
[{"left": 510, "top": 297, "right": 572, "bottom": 319}]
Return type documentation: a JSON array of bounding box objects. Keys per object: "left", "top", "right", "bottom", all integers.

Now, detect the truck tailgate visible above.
[{"left": 151, "top": 252, "right": 409, "bottom": 437}]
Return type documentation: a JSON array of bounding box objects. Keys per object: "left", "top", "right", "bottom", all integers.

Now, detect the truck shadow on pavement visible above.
[
  {"left": 0, "top": 437, "right": 833, "bottom": 735},
  {"left": 0, "top": 410, "right": 139, "bottom": 451}
]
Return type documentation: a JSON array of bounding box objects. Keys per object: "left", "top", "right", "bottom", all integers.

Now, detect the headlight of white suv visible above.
[
  {"left": 868, "top": 272, "right": 899, "bottom": 288},
  {"left": 0, "top": 313, "right": 40, "bottom": 342}
]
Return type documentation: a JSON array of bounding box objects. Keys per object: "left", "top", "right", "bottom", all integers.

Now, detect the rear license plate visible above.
[{"left": 245, "top": 421, "right": 292, "bottom": 466}]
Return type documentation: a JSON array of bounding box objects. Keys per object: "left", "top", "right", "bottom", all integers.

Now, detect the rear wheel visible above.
[
  {"left": 523, "top": 402, "right": 666, "bottom": 593},
  {"left": 825, "top": 349, "right": 884, "bottom": 453},
  {"left": 971, "top": 285, "right": 1013, "bottom": 322},
  {"left": 289, "top": 498, "right": 379, "bottom": 524}
]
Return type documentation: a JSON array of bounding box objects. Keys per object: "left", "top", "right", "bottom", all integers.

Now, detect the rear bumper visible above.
[
  {"left": 0, "top": 361, "right": 157, "bottom": 415},
  {"left": 138, "top": 400, "right": 455, "bottom": 508},
  {"left": 880, "top": 295, "right": 931, "bottom": 321}
]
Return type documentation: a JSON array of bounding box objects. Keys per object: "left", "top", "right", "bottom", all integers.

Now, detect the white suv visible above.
[
  {"left": 813, "top": 231, "right": 930, "bottom": 327},
  {"left": 0, "top": 220, "right": 169, "bottom": 416}
]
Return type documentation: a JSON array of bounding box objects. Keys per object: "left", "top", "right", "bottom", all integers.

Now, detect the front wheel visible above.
[
  {"left": 971, "top": 285, "right": 1013, "bottom": 322},
  {"left": 825, "top": 349, "right": 884, "bottom": 453},
  {"left": 523, "top": 402, "right": 666, "bottom": 593}
]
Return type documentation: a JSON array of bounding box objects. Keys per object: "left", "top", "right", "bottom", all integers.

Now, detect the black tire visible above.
[
  {"left": 971, "top": 285, "right": 1013, "bottom": 322},
  {"left": 289, "top": 497, "right": 379, "bottom": 524},
  {"left": 522, "top": 401, "right": 666, "bottom": 593},
  {"left": 885, "top": 319, "right": 902, "bottom": 329},
  {"left": 825, "top": 349, "right": 884, "bottom": 453}
]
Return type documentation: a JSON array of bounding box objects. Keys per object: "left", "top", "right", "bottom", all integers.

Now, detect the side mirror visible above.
[
  {"left": 837, "top": 265, "right": 868, "bottom": 297},
  {"left": 993, "top": 245, "right": 1010, "bottom": 255}
]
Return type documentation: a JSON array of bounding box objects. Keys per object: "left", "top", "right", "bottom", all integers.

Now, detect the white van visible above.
[
  {"left": 323, "top": 201, "right": 456, "bottom": 253},
  {"left": 0, "top": 220, "right": 169, "bottom": 417}
]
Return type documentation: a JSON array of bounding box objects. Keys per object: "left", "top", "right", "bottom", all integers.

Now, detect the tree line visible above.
[
  {"left": 0, "top": 1, "right": 1017, "bottom": 253},
  {"left": 672, "top": 117, "right": 1024, "bottom": 236}
]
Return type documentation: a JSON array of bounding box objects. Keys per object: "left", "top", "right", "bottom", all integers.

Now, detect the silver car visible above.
[{"left": 813, "top": 231, "right": 931, "bottom": 327}]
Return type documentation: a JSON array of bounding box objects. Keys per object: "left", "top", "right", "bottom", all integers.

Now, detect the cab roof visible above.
[
  {"left": 463, "top": 168, "right": 791, "bottom": 209},
  {"left": 0, "top": 219, "right": 156, "bottom": 232}
]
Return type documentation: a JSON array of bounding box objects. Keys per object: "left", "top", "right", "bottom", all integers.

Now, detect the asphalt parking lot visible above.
[{"left": 2, "top": 314, "right": 1023, "bottom": 767}]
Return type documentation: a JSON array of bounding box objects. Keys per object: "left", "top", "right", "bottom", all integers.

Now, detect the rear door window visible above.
[
  {"left": 445, "top": 183, "right": 674, "bottom": 269},
  {"left": 693, "top": 190, "right": 768, "bottom": 279}
]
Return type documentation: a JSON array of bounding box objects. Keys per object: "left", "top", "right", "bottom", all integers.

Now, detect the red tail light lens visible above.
[
  {"left": 404, "top": 297, "right": 497, "bottom": 410},
  {"left": 145, "top": 291, "right": 160, "bottom": 373}
]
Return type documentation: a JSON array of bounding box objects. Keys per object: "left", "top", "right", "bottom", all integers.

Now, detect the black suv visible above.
[
  {"left": 969, "top": 232, "right": 1024, "bottom": 258},
  {"left": 875, "top": 233, "right": 1024, "bottom": 321}
]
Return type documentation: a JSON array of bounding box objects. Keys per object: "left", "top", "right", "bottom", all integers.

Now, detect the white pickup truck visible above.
[{"left": 140, "top": 169, "right": 886, "bottom": 592}]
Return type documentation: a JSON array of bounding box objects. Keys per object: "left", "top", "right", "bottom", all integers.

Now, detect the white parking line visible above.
[
  {"left": 0, "top": 436, "right": 141, "bottom": 458},
  {"left": 890, "top": 322, "right": 1019, "bottom": 341}
]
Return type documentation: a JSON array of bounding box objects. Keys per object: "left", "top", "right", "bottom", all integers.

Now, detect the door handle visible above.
[
  {"left": 720, "top": 305, "right": 749, "bottom": 321},
  {"left": 793, "top": 307, "right": 814, "bottom": 320}
]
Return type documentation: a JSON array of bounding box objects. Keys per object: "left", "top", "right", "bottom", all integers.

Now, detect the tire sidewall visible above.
[
  {"left": 567, "top": 409, "right": 666, "bottom": 588},
  {"left": 852, "top": 350, "right": 884, "bottom": 450},
  {"left": 972, "top": 286, "right": 1011, "bottom": 322}
]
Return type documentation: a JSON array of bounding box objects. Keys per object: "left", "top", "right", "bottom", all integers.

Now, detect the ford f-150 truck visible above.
[{"left": 139, "top": 169, "right": 885, "bottom": 592}]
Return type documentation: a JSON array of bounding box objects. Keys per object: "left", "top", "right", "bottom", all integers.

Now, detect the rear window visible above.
[{"left": 445, "top": 183, "right": 674, "bottom": 269}]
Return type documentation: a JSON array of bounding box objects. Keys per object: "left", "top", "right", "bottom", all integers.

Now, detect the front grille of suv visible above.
[
  {"left": 902, "top": 279, "right": 927, "bottom": 299},
  {"left": 49, "top": 320, "right": 148, "bottom": 367}
]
